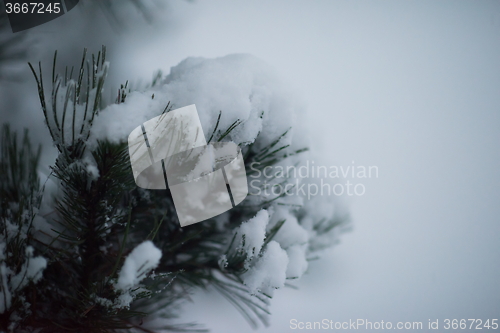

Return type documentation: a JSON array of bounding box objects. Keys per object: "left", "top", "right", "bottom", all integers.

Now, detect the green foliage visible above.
[
  {"left": 0, "top": 46, "right": 348, "bottom": 332},
  {"left": 0, "top": 125, "right": 43, "bottom": 328},
  {"left": 21, "top": 47, "right": 289, "bottom": 332}
]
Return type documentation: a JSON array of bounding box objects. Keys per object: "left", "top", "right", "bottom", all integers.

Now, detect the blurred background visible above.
[{"left": 1, "top": 0, "right": 499, "bottom": 331}]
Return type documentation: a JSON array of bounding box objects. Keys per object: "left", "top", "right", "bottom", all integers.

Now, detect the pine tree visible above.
[{"left": 0, "top": 47, "right": 349, "bottom": 332}]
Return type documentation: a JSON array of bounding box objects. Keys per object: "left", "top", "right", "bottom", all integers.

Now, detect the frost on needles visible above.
[{"left": 0, "top": 47, "right": 349, "bottom": 332}]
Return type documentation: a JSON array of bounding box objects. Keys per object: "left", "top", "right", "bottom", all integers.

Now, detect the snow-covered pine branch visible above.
[{"left": 0, "top": 47, "right": 348, "bottom": 332}]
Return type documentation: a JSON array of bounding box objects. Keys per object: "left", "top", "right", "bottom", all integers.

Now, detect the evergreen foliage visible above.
[{"left": 0, "top": 47, "right": 348, "bottom": 332}]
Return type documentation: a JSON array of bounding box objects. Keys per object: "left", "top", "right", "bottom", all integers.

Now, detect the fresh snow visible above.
[
  {"left": 0, "top": 246, "right": 47, "bottom": 314},
  {"left": 242, "top": 241, "right": 288, "bottom": 296},
  {"left": 116, "top": 240, "right": 162, "bottom": 291},
  {"left": 285, "top": 244, "right": 309, "bottom": 279},
  {"left": 268, "top": 208, "right": 309, "bottom": 249},
  {"left": 85, "top": 53, "right": 344, "bottom": 301},
  {"left": 90, "top": 54, "right": 302, "bottom": 151},
  {"left": 235, "top": 209, "right": 269, "bottom": 261}
]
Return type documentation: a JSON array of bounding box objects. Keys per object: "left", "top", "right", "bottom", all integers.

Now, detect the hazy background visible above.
[{"left": 1, "top": 1, "right": 499, "bottom": 331}]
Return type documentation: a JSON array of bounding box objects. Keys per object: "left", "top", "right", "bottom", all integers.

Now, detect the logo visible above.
[
  {"left": 128, "top": 105, "right": 248, "bottom": 227},
  {"left": 3, "top": 0, "right": 80, "bottom": 33}
]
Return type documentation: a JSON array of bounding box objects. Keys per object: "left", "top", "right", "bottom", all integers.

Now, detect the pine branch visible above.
[{"left": 4, "top": 46, "right": 349, "bottom": 332}]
